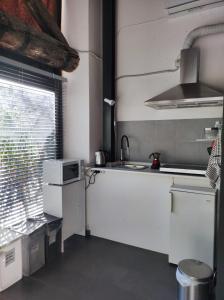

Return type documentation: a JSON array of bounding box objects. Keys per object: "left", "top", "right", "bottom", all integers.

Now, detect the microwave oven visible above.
[{"left": 43, "top": 159, "right": 84, "bottom": 185}]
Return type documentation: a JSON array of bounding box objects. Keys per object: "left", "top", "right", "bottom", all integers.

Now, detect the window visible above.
[{"left": 0, "top": 59, "right": 63, "bottom": 227}]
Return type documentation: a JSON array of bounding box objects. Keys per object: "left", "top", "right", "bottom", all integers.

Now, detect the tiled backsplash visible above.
[{"left": 116, "top": 118, "right": 221, "bottom": 165}]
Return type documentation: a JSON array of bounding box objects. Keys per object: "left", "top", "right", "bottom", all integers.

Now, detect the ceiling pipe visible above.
[
  {"left": 117, "top": 22, "right": 224, "bottom": 81},
  {"left": 183, "top": 22, "right": 224, "bottom": 49}
]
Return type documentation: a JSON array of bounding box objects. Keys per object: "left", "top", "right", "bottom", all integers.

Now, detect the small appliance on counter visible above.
[
  {"left": 95, "top": 150, "right": 106, "bottom": 167},
  {"left": 43, "top": 159, "right": 84, "bottom": 185},
  {"left": 149, "top": 152, "right": 161, "bottom": 169}
]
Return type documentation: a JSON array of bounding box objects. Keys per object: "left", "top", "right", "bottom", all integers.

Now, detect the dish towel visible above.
[{"left": 206, "top": 131, "right": 222, "bottom": 189}]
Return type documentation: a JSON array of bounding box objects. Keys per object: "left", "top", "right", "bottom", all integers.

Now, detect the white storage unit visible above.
[
  {"left": 169, "top": 185, "right": 216, "bottom": 268},
  {"left": 0, "top": 229, "right": 22, "bottom": 292},
  {"left": 43, "top": 179, "right": 86, "bottom": 251}
]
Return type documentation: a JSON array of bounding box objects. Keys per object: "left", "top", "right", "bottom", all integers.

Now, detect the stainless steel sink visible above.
[
  {"left": 123, "top": 164, "right": 147, "bottom": 170},
  {"left": 108, "top": 162, "right": 148, "bottom": 170}
]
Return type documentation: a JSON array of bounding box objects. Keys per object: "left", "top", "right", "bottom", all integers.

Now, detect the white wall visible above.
[
  {"left": 116, "top": 0, "right": 224, "bottom": 121},
  {"left": 62, "top": 0, "right": 102, "bottom": 162}
]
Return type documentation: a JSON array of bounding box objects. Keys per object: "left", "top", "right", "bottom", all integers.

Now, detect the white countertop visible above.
[{"left": 87, "top": 161, "right": 208, "bottom": 181}]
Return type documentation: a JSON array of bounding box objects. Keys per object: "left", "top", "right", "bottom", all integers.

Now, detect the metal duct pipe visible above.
[
  {"left": 183, "top": 23, "right": 224, "bottom": 49},
  {"left": 117, "top": 22, "right": 224, "bottom": 81}
]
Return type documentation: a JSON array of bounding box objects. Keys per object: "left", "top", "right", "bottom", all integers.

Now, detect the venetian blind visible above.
[{"left": 0, "top": 59, "right": 63, "bottom": 227}]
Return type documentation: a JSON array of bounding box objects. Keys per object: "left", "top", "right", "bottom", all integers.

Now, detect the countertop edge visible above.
[{"left": 87, "top": 166, "right": 209, "bottom": 181}]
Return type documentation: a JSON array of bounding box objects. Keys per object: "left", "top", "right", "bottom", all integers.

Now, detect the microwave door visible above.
[{"left": 63, "top": 164, "right": 80, "bottom": 183}]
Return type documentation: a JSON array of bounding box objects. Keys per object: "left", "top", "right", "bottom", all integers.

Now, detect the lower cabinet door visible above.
[
  {"left": 62, "top": 179, "right": 86, "bottom": 241},
  {"left": 169, "top": 190, "right": 215, "bottom": 268}
]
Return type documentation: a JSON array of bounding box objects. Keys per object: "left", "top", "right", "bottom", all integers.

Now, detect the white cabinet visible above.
[
  {"left": 43, "top": 179, "right": 86, "bottom": 251},
  {"left": 169, "top": 185, "right": 216, "bottom": 268},
  {"left": 87, "top": 170, "right": 173, "bottom": 254},
  {"left": 86, "top": 169, "right": 210, "bottom": 256}
]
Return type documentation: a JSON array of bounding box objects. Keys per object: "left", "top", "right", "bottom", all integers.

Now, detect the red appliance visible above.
[{"left": 149, "top": 152, "right": 161, "bottom": 169}]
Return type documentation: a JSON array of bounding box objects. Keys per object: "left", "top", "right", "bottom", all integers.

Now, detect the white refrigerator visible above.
[{"left": 169, "top": 184, "right": 216, "bottom": 268}]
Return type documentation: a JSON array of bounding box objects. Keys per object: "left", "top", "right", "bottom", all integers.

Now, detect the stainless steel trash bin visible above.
[
  {"left": 176, "top": 259, "right": 214, "bottom": 300},
  {"left": 10, "top": 220, "right": 45, "bottom": 276},
  {"left": 29, "top": 213, "right": 62, "bottom": 264}
]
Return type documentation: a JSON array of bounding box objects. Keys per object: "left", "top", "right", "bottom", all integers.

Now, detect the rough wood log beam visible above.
[
  {"left": 24, "top": 0, "right": 69, "bottom": 47},
  {"left": 0, "top": 11, "right": 79, "bottom": 72}
]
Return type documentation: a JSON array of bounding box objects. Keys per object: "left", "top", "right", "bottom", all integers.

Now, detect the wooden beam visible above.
[
  {"left": 24, "top": 0, "right": 69, "bottom": 46},
  {"left": 0, "top": 11, "right": 79, "bottom": 72}
]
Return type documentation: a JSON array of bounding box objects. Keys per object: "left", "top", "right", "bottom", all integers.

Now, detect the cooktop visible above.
[{"left": 160, "top": 164, "right": 207, "bottom": 175}]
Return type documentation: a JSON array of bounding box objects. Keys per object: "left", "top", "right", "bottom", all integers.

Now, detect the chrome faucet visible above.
[{"left": 120, "top": 135, "right": 130, "bottom": 161}]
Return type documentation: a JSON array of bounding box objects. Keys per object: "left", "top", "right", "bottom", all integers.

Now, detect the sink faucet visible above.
[{"left": 120, "top": 135, "right": 130, "bottom": 161}]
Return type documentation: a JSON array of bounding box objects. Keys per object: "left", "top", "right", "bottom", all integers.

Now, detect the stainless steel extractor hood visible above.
[{"left": 145, "top": 48, "right": 223, "bottom": 109}]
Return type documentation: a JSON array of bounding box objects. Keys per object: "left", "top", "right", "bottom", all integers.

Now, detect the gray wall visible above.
[{"left": 117, "top": 118, "right": 220, "bottom": 165}]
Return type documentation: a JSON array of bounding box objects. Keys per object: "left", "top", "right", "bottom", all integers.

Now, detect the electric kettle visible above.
[
  {"left": 149, "top": 152, "right": 161, "bottom": 169},
  {"left": 95, "top": 150, "right": 106, "bottom": 167}
]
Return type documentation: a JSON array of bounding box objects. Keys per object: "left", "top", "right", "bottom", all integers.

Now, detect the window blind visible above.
[{"left": 0, "top": 60, "right": 63, "bottom": 227}]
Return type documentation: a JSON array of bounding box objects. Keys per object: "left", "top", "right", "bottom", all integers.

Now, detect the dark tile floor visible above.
[{"left": 0, "top": 235, "right": 177, "bottom": 300}]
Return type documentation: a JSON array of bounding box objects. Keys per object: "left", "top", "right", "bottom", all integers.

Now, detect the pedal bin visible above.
[{"left": 176, "top": 259, "right": 214, "bottom": 300}]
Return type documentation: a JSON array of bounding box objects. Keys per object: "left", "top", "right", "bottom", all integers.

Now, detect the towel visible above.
[{"left": 206, "top": 130, "right": 221, "bottom": 189}]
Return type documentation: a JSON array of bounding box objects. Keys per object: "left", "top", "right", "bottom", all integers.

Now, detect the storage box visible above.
[
  {"left": 0, "top": 229, "right": 22, "bottom": 291},
  {"left": 10, "top": 220, "right": 45, "bottom": 276},
  {"left": 30, "top": 213, "right": 62, "bottom": 264}
]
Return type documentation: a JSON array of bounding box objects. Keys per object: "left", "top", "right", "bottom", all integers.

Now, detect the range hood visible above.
[{"left": 145, "top": 48, "right": 223, "bottom": 109}]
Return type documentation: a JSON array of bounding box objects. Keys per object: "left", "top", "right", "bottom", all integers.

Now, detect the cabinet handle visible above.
[{"left": 170, "top": 191, "right": 174, "bottom": 213}]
